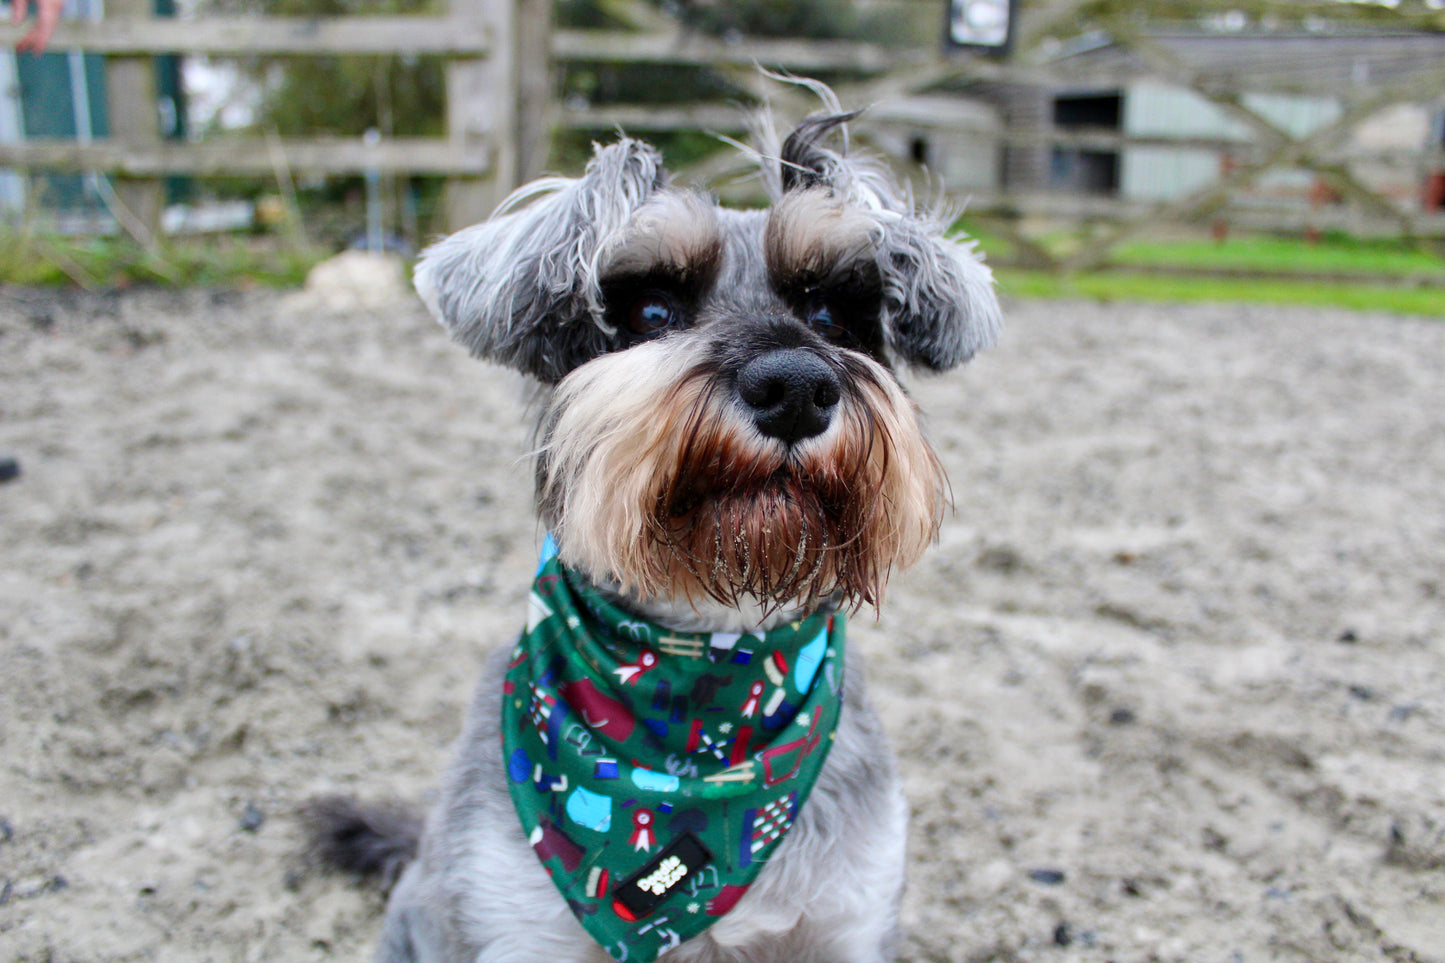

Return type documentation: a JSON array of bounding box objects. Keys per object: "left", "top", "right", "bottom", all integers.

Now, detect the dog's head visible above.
[{"left": 415, "top": 112, "right": 1000, "bottom": 615}]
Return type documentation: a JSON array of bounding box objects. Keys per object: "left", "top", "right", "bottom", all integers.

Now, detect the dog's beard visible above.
[{"left": 538, "top": 339, "right": 946, "bottom": 612}]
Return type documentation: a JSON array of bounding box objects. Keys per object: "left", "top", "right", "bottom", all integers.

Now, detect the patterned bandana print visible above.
[{"left": 502, "top": 535, "right": 846, "bottom": 962}]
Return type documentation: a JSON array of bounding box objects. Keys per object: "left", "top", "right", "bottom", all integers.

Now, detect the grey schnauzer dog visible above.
[{"left": 309, "top": 97, "right": 1000, "bottom": 963}]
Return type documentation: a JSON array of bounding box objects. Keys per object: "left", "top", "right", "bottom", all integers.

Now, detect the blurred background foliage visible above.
[{"left": 207, "top": 0, "right": 447, "bottom": 138}]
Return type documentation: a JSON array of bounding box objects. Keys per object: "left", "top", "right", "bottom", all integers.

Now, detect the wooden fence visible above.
[
  {"left": 0, "top": 0, "right": 547, "bottom": 239},
  {"left": 2, "top": 0, "right": 1443, "bottom": 268},
  {"left": 0, "top": 0, "right": 940, "bottom": 239}
]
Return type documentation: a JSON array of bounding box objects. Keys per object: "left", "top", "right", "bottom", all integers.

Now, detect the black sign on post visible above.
[{"left": 945, "top": 0, "right": 1018, "bottom": 56}]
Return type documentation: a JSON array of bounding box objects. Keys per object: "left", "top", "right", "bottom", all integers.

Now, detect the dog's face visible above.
[{"left": 415, "top": 114, "right": 1000, "bottom": 614}]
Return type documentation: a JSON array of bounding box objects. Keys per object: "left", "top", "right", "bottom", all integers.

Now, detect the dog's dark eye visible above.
[
  {"left": 805, "top": 297, "right": 846, "bottom": 341},
  {"left": 627, "top": 292, "right": 679, "bottom": 335}
]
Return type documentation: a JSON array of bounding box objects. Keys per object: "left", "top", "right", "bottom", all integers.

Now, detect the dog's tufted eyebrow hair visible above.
[
  {"left": 763, "top": 188, "right": 881, "bottom": 292},
  {"left": 596, "top": 190, "right": 725, "bottom": 284}
]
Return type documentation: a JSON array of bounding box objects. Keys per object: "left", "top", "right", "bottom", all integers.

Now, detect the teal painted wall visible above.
[{"left": 11, "top": 0, "right": 187, "bottom": 211}]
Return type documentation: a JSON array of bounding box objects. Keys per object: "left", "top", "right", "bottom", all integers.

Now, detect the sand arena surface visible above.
[{"left": 1, "top": 282, "right": 1442, "bottom": 961}]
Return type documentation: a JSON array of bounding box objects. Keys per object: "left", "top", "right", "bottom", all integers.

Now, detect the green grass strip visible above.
[
  {"left": 1109, "top": 235, "right": 1445, "bottom": 279},
  {"left": 996, "top": 268, "right": 1445, "bottom": 317}
]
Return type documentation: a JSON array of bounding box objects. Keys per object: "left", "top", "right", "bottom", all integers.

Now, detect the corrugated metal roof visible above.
[{"left": 1051, "top": 29, "right": 1445, "bottom": 95}]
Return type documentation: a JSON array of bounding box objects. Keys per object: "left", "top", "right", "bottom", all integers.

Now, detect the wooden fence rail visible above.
[
  {"left": 0, "top": 16, "right": 491, "bottom": 55},
  {"left": 0, "top": 137, "right": 490, "bottom": 177}
]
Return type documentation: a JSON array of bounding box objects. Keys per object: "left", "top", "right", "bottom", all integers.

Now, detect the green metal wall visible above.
[{"left": 12, "top": 0, "right": 186, "bottom": 212}]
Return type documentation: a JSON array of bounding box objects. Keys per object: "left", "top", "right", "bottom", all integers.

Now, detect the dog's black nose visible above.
[{"left": 736, "top": 349, "right": 841, "bottom": 443}]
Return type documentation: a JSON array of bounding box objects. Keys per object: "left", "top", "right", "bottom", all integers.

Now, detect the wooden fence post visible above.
[
  {"left": 515, "top": 0, "right": 554, "bottom": 185},
  {"left": 105, "top": 0, "right": 163, "bottom": 244},
  {"left": 445, "top": 0, "right": 551, "bottom": 231},
  {"left": 445, "top": 0, "right": 502, "bottom": 230}
]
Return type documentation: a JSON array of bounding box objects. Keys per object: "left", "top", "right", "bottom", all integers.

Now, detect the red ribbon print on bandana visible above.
[{"left": 630, "top": 809, "right": 656, "bottom": 852}]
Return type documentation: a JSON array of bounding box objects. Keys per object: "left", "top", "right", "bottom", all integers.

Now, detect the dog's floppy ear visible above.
[
  {"left": 414, "top": 140, "right": 666, "bottom": 382},
  {"left": 778, "top": 113, "right": 1001, "bottom": 372}
]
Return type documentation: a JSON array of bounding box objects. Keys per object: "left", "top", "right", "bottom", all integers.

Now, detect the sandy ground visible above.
[{"left": 2, "top": 274, "right": 1442, "bottom": 963}]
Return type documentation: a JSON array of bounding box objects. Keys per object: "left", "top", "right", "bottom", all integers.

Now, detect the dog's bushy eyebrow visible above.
[
  {"left": 596, "top": 191, "right": 724, "bottom": 286},
  {"left": 763, "top": 188, "right": 880, "bottom": 293}
]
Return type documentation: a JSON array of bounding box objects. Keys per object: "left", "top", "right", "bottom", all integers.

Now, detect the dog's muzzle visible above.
[{"left": 736, "top": 348, "right": 841, "bottom": 444}]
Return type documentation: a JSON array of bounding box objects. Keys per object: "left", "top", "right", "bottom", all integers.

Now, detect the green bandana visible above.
[{"left": 502, "top": 535, "right": 846, "bottom": 962}]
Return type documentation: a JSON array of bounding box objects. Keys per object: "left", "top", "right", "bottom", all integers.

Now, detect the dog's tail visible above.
[{"left": 302, "top": 795, "right": 423, "bottom": 889}]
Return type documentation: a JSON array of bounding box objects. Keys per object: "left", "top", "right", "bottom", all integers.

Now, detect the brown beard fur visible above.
[
  {"left": 541, "top": 350, "right": 947, "bottom": 614},
  {"left": 654, "top": 374, "right": 889, "bottom": 610},
  {"left": 563, "top": 355, "right": 947, "bottom": 610}
]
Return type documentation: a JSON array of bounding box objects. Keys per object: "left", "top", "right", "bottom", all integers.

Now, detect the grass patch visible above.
[
  {"left": 959, "top": 219, "right": 1445, "bottom": 314},
  {"left": 0, "top": 232, "right": 329, "bottom": 289},
  {"left": 958, "top": 218, "right": 1445, "bottom": 280},
  {"left": 995, "top": 268, "right": 1445, "bottom": 317},
  {"left": 1108, "top": 232, "right": 1445, "bottom": 279}
]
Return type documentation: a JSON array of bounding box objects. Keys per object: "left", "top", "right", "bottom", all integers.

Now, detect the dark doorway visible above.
[
  {"left": 1053, "top": 93, "right": 1122, "bottom": 129},
  {"left": 1049, "top": 91, "right": 1123, "bottom": 196}
]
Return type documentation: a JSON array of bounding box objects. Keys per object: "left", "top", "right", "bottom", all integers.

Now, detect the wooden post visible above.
[
  {"left": 105, "top": 0, "right": 163, "bottom": 244},
  {"left": 445, "top": 0, "right": 552, "bottom": 231},
  {"left": 445, "top": 0, "right": 510, "bottom": 230},
  {"left": 515, "top": 0, "right": 554, "bottom": 185}
]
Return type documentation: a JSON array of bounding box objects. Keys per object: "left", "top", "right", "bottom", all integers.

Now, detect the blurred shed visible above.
[
  {"left": 868, "top": 95, "right": 1002, "bottom": 195},
  {"left": 1009, "top": 28, "right": 1445, "bottom": 217}
]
